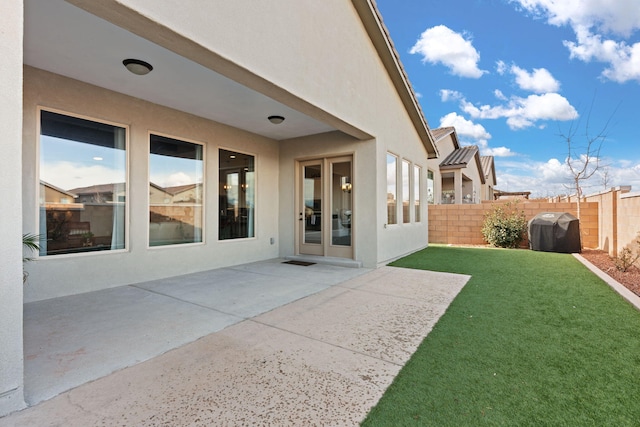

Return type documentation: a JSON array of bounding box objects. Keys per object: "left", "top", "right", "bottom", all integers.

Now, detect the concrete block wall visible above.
[
  {"left": 585, "top": 187, "right": 640, "bottom": 258},
  {"left": 428, "top": 200, "right": 599, "bottom": 249},
  {"left": 618, "top": 194, "right": 640, "bottom": 251}
]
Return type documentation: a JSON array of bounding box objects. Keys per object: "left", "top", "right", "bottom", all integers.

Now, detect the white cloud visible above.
[
  {"left": 410, "top": 25, "right": 487, "bottom": 78},
  {"left": 496, "top": 60, "right": 508, "bottom": 75},
  {"left": 440, "top": 89, "right": 464, "bottom": 102},
  {"left": 495, "top": 156, "right": 640, "bottom": 197},
  {"left": 440, "top": 112, "right": 491, "bottom": 140},
  {"left": 461, "top": 93, "right": 578, "bottom": 129},
  {"left": 164, "top": 172, "right": 194, "bottom": 187},
  {"left": 41, "top": 161, "right": 125, "bottom": 191},
  {"left": 486, "top": 146, "right": 515, "bottom": 157},
  {"left": 564, "top": 27, "right": 640, "bottom": 83},
  {"left": 510, "top": 65, "right": 560, "bottom": 93},
  {"left": 494, "top": 89, "right": 507, "bottom": 100},
  {"left": 439, "top": 112, "right": 515, "bottom": 157},
  {"left": 511, "top": 0, "right": 640, "bottom": 37},
  {"left": 510, "top": 0, "right": 640, "bottom": 83}
]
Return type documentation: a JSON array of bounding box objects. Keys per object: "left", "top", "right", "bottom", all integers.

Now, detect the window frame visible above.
[
  {"left": 414, "top": 164, "right": 421, "bottom": 222},
  {"left": 218, "top": 147, "right": 258, "bottom": 241},
  {"left": 147, "top": 131, "right": 206, "bottom": 249},
  {"left": 386, "top": 152, "right": 398, "bottom": 226},
  {"left": 402, "top": 159, "right": 411, "bottom": 224},
  {"left": 37, "top": 107, "right": 130, "bottom": 258}
]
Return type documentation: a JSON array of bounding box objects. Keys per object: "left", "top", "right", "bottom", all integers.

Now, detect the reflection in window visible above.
[
  {"left": 39, "top": 110, "right": 126, "bottom": 256},
  {"left": 402, "top": 160, "right": 410, "bottom": 224},
  {"left": 219, "top": 149, "right": 255, "bottom": 240},
  {"left": 427, "top": 170, "right": 435, "bottom": 204},
  {"left": 387, "top": 153, "right": 397, "bottom": 225},
  {"left": 332, "top": 161, "right": 352, "bottom": 246},
  {"left": 414, "top": 165, "right": 421, "bottom": 222},
  {"left": 149, "top": 135, "right": 203, "bottom": 246}
]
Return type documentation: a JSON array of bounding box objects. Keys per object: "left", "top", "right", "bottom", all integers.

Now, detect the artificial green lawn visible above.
[{"left": 362, "top": 245, "right": 640, "bottom": 426}]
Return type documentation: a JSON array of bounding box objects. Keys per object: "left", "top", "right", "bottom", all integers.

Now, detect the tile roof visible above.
[
  {"left": 480, "top": 155, "right": 496, "bottom": 183},
  {"left": 68, "top": 183, "right": 125, "bottom": 195},
  {"left": 439, "top": 145, "right": 479, "bottom": 169},
  {"left": 431, "top": 127, "right": 455, "bottom": 142}
]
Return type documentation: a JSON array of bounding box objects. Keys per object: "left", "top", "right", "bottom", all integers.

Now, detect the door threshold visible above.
[{"left": 285, "top": 255, "right": 362, "bottom": 269}]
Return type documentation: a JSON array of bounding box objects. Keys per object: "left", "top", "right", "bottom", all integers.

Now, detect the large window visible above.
[
  {"left": 414, "top": 165, "right": 421, "bottom": 222},
  {"left": 39, "top": 110, "right": 127, "bottom": 256},
  {"left": 427, "top": 170, "right": 435, "bottom": 204},
  {"left": 386, "top": 153, "right": 397, "bottom": 225},
  {"left": 219, "top": 149, "right": 255, "bottom": 240},
  {"left": 402, "top": 160, "right": 410, "bottom": 224},
  {"left": 149, "top": 134, "right": 203, "bottom": 246}
]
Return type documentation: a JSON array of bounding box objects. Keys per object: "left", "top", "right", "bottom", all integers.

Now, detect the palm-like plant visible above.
[{"left": 22, "top": 233, "right": 41, "bottom": 283}]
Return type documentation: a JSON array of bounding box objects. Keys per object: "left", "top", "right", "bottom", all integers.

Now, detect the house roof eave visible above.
[{"left": 352, "top": 0, "right": 438, "bottom": 159}]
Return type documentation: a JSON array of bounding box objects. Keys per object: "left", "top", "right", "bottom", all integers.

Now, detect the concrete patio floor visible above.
[{"left": 3, "top": 259, "right": 469, "bottom": 426}]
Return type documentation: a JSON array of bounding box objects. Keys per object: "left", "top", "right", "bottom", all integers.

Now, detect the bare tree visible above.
[
  {"left": 599, "top": 166, "right": 612, "bottom": 191},
  {"left": 559, "top": 96, "right": 618, "bottom": 219}
]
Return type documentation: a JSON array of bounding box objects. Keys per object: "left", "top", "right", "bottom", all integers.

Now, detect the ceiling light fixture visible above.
[
  {"left": 268, "top": 115, "right": 285, "bottom": 124},
  {"left": 123, "top": 58, "right": 153, "bottom": 76}
]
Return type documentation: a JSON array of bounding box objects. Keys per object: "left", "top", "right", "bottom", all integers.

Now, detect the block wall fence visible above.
[
  {"left": 584, "top": 187, "right": 640, "bottom": 257},
  {"left": 428, "top": 200, "right": 599, "bottom": 249}
]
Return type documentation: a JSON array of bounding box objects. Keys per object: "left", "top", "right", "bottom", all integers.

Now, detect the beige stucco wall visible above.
[
  {"left": 586, "top": 187, "right": 640, "bottom": 257},
  {"left": 617, "top": 192, "right": 640, "bottom": 255},
  {"left": 23, "top": 67, "right": 281, "bottom": 302},
  {"left": 0, "top": 0, "right": 27, "bottom": 416},
  {"left": 65, "top": 0, "right": 432, "bottom": 268}
]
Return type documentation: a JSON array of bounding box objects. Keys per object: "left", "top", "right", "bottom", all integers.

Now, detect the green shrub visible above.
[
  {"left": 614, "top": 232, "right": 640, "bottom": 272},
  {"left": 481, "top": 201, "right": 527, "bottom": 248}
]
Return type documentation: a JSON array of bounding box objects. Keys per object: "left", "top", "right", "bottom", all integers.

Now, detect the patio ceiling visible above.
[{"left": 23, "top": 0, "right": 337, "bottom": 141}]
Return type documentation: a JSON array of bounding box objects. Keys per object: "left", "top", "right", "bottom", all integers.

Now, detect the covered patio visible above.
[{"left": 7, "top": 261, "right": 470, "bottom": 425}]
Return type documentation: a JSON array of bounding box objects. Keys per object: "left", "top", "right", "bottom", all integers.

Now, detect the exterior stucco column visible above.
[
  {"left": 0, "top": 0, "right": 26, "bottom": 416},
  {"left": 454, "top": 169, "right": 463, "bottom": 205}
]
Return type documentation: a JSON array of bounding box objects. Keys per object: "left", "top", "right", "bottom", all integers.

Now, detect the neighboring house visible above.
[
  {"left": 427, "top": 127, "right": 487, "bottom": 204},
  {"left": 1, "top": 0, "right": 439, "bottom": 414},
  {"left": 480, "top": 156, "right": 497, "bottom": 201}
]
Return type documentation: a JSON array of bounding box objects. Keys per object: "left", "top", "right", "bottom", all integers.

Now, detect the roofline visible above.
[
  {"left": 480, "top": 156, "right": 497, "bottom": 185},
  {"left": 473, "top": 151, "right": 486, "bottom": 185},
  {"left": 40, "top": 180, "right": 78, "bottom": 198},
  {"left": 439, "top": 146, "right": 486, "bottom": 184},
  {"left": 432, "top": 127, "right": 460, "bottom": 150},
  {"left": 352, "top": 0, "right": 439, "bottom": 159}
]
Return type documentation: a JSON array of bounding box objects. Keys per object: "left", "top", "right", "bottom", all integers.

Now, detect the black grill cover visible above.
[{"left": 528, "top": 212, "right": 581, "bottom": 253}]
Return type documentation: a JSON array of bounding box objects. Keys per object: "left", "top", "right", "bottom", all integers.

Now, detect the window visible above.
[
  {"left": 149, "top": 134, "right": 203, "bottom": 246},
  {"left": 219, "top": 149, "right": 255, "bottom": 239},
  {"left": 427, "top": 170, "right": 435, "bottom": 204},
  {"left": 386, "top": 153, "right": 397, "bottom": 225},
  {"left": 39, "top": 110, "right": 126, "bottom": 256},
  {"left": 414, "top": 165, "right": 421, "bottom": 222},
  {"left": 402, "top": 160, "right": 410, "bottom": 223}
]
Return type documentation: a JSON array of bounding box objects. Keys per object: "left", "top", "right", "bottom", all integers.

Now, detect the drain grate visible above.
[{"left": 282, "top": 260, "right": 316, "bottom": 266}]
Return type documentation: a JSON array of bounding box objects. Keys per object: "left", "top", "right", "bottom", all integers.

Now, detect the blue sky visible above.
[{"left": 376, "top": 0, "right": 640, "bottom": 197}]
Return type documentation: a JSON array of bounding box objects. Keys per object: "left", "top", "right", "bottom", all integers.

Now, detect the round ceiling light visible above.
[
  {"left": 123, "top": 59, "right": 153, "bottom": 76},
  {"left": 268, "top": 115, "right": 285, "bottom": 124}
]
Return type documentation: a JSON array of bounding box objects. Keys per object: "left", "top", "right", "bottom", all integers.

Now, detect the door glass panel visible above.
[
  {"left": 331, "top": 161, "right": 352, "bottom": 246},
  {"left": 303, "top": 164, "right": 322, "bottom": 244},
  {"left": 219, "top": 149, "right": 255, "bottom": 240}
]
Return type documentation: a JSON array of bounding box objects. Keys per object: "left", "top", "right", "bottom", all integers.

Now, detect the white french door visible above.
[{"left": 298, "top": 156, "right": 353, "bottom": 259}]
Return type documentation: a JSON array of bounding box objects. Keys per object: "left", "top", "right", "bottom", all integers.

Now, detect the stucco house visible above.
[
  {"left": 480, "top": 155, "right": 497, "bottom": 201},
  {"left": 427, "top": 127, "right": 495, "bottom": 204},
  {"left": 1, "top": 0, "right": 440, "bottom": 415}
]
